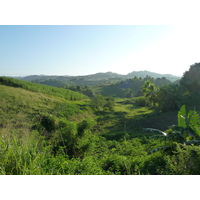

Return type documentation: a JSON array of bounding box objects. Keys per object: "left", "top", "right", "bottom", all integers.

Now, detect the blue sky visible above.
[{"left": 0, "top": 25, "right": 199, "bottom": 76}]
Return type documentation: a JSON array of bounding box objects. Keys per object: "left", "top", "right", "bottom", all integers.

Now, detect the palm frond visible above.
[{"left": 143, "top": 128, "right": 167, "bottom": 136}]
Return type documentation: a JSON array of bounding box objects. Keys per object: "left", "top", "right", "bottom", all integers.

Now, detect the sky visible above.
[{"left": 1, "top": 25, "right": 200, "bottom": 77}]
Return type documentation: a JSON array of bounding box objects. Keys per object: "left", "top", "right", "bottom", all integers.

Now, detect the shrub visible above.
[
  {"left": 91, "top": 94, "right": 115, "bottom": 111},
  {"left": 40, "top": 114, "right": 56, "bottom": 132},
  {"left": 165, "top": 145, "right": 200, "bottom": 175},
  {"left": 134, "top": 96, "right": 146, "bottom": 106},
  {"left": 77, "top": 118, "right": 96, "bottom": 137}
]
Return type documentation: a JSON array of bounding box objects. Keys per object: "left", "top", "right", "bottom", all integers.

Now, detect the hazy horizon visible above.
[{"left": 5, "top": 69, "right": 182, "bottom": 78}]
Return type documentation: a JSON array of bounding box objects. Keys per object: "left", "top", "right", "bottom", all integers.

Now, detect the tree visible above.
[
  {"left": 180, "top": 63, "right": 200, "bottom": 93},
  {"left": 142, "top": 80, "right": 158, "bottom": 107},
  {"left": 91, "top": 94, "right": 106, "bottom": 111},
  {"left": 123, "top": 88, "right": 134, "bottom": 98},
  {"left": 91, "top": 94, "right": 115, "bottom": 111},
  {"left": 105, "top": 96, "right": 115, "bottom": 111},
  {"left": 155, "top": 84, "right": 187, "bottom": 112}
]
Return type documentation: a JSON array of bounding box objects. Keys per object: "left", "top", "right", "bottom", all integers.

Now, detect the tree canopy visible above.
[{"left": 180, "top": 63, "right": 200, "bottom": 93}]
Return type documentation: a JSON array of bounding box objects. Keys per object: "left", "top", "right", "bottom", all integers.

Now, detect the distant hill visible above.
[
  {"left": 126, "top": 70, "right": 180, "bottom": 82},
  {"left": 77, "top": 72, "right": 123, "bottom": 81},
  {"left": 14, "top": 70, "right": 180, "bottom": 87}
]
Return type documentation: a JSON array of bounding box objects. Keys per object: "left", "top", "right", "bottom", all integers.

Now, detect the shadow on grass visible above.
[
  {"left": 95, "top": 108, "right": 178, "bottom": 141},
  {"left": 95, "top": 109, "right": 158, "bottom": 140}
]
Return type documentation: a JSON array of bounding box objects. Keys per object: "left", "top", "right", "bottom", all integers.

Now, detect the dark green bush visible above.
[
  {"left": 40, "top": 114, "right": 56, "bottom": 132},
  {"left": 134, "top": 96, "right": 146, "bottom": 106},
  {"left": 77, "top": 118, "right": 96, "bottom": 137}
]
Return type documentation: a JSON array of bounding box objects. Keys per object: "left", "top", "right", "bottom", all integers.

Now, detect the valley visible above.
[{"left": 1, "top": 64, "right": 200, "bottom": 175}]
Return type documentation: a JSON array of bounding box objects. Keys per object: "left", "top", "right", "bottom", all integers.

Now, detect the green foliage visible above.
[
  {"left": 52, "top": 118, "right": 96, "bottom": 159},
  {"left": 77, "top": 118, "right": 96, "bottom": 137},
  {"left": 105, "top": 96, "right": 115, "bottom": 111},
  {"left": 52, "top": 120, "right": 78, "bottom": 157},
  {"left": 144, "top": 105, "right": 200, "bottom": 154},
  {"left": 177, "top": 105, "right": 200, "bottom": 139},
  {"left": 53, "top": 102, "right": 88, "bottom": 119},
  {"left": 178, "top": 105, "right": 187, "bottom": 128},
  {"left": 155, "top": 84, "right": 188, "bottom": 112},
  {"left": 0, "top": 77, "right": 87, "bottom": 101},
  {"left": 65, "top": 85, "right": 95, "bottom": 97},
  {"left": 2, "top": 76, "right": 200, "bottom": 175},
  {"left": 40, "top": 114, "right": 56, "bottom": 132},
  {"left": 141, "top": 82, "right": 188, "bottom": 112},
  {"left": 91, "top": 94, "right": 115, "bottom": 111},
  {"left": 180, "top": 62, "right": 200, "bottom": 93},
  {"left": 142, "top": 80, "right": 158, "bottom": 107},
  {"left": 123, "top": 88, "right": 134, "bottom": 98},
  {"left": 97, "top": 76, "right": 172, "bottom": 98},
  {"left": 164, "top": 144, "right": 200, "bottom": 175},
  {"left": 134, "top": 96, "right": 146, "bottom": 106}
]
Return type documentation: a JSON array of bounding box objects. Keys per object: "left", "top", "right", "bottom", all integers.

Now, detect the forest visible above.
[{"left": 1, "top": 63, "right": 200, "bottom": 175}]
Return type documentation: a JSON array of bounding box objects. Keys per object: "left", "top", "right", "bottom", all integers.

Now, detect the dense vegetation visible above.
[
  {"left": 65, "top": 76, "right": 173, "bottom": 98},
  {"left": 1, "top": 63, "right": 200, "bottom": 175}
]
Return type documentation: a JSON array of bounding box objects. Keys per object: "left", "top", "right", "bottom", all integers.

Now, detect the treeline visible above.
[
  {"left": 65, "top": 85, "right": 95, "bottom": 97},
  {"left": 135, "top": 63, "right": 200, "bottom": 112},
  {"left": 0, "top": 77, "right": 87, "bottom": 101},
  {"left": 98, "top": 76, "right": 172, "bottom": 98},
  {"left": 65, "top": 76, "right": 173, "bottom": 98},
  {"left": 135, "top": 81, "right": 188, "bottom": 112}
]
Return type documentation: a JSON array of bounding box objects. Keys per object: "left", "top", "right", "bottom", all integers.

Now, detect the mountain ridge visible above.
[{"left": 14, "top": 70, "right": 180, "bottom": 82}]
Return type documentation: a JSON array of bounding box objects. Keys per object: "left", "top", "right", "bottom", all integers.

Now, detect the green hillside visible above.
[
  {"left": 15, "top": 70, "right": 180, "bottom": 87},
  {"left": 0, "top": 77, "right": 88, "bottom": 101},
  {"left": 0, "top": 84, "right": 91, "bottom": 130},
  {"left": 1, "top": 65, "right": 200, "bottom": 175},
  {"left": 96, "top": 77, "right": 172, "bottom": 97}
]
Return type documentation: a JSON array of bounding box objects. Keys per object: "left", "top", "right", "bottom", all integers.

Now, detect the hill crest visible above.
[{"left": 15, "top": 70, "right": 180, "bottom": 83}]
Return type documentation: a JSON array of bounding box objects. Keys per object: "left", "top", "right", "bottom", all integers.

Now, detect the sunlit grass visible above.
[{"left": 115, "top": 98, "right": 153, "bottom": 118}]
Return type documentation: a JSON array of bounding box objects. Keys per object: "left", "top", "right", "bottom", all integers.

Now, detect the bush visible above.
[
  {"left": 165, "top": 145, "right": 200, "bottom": 175},
  {"left": 134, "top": 96, "right": 146, "bottom": 106},
  {"left": 40, "top": 114, "right": 56, "bottom": 132},
  {"left": 91, "top": 94, "right": 115, "bottom": 111},
  {"left": 52, "top": 121, "right": 78, "bottom": 157},
  {"left": 77, "top": 118, "right": 96, "bottom": 137}
]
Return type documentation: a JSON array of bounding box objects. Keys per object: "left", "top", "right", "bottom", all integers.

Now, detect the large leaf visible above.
[
  {"left": 178, "top": 105, "right": 187, "bottom": 128},
  {"left": 188, "top": 110, "right": 200, "bottom": 137}
]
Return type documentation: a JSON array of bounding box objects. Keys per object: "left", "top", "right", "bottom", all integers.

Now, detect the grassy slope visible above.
[
  {"left": 0, "top": 78, "right": 181, "bottom": 137},
  {"left": 94, "top": 98, "right": 179, "bottom": 141},
  {"left": 0, "top": 84, "right": 92, "bottom": 135},
  {"left": 0, "top": 84, "right": 60, "bottom": 128},
  {"left": 0, "top": 77, "right": 88, "bottom": 101},
  {"left": 0, "top": 84, "right": 196, "bottom": 175}
]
